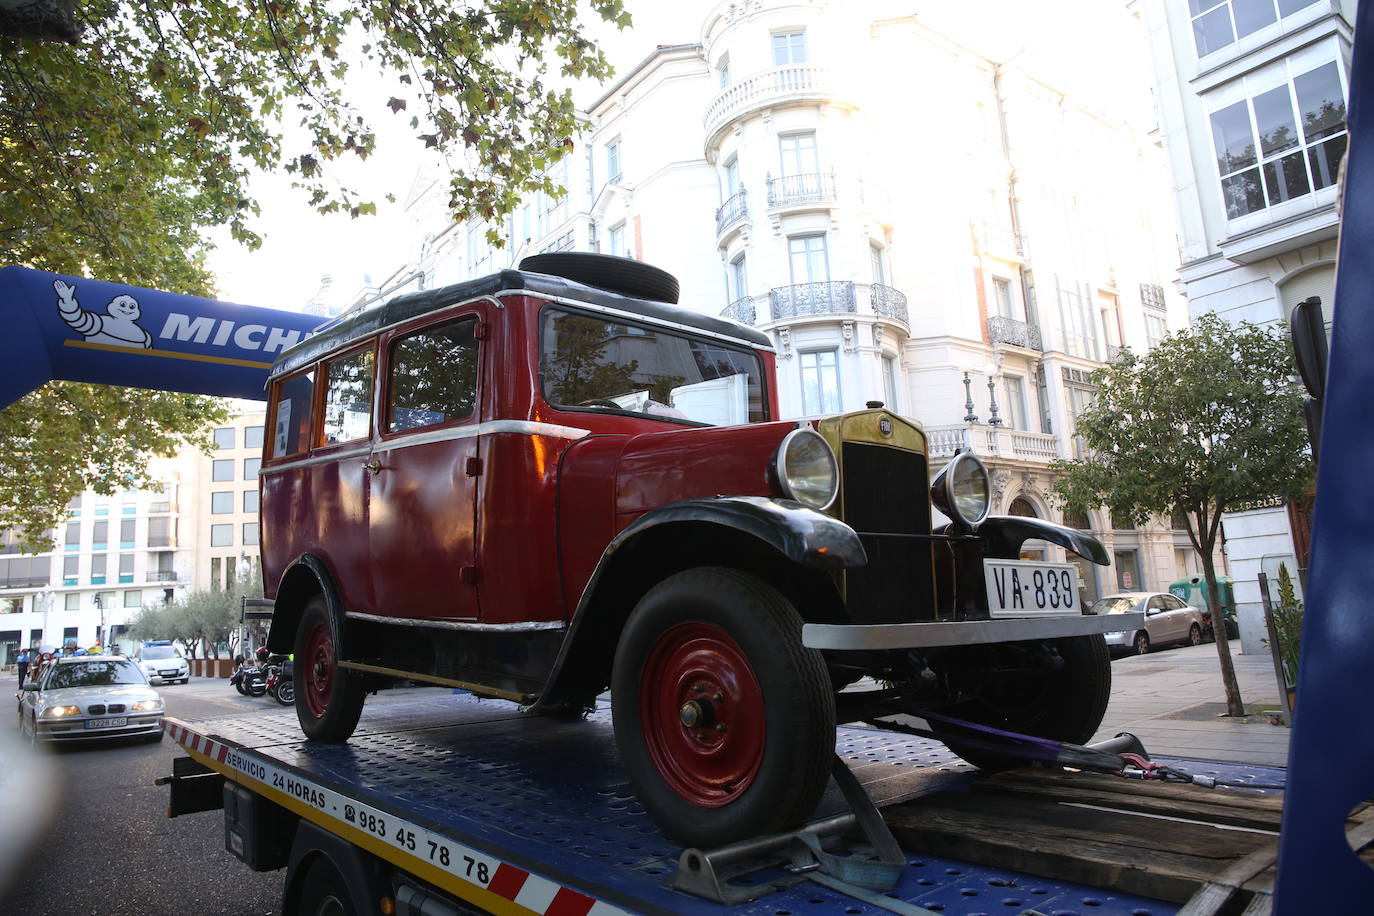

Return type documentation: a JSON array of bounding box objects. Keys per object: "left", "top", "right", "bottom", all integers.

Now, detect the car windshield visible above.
[
  {"left": 141, "top": 646, "right": 179, "bottom": 660},
  {"left": 539, "top": 308, "right": 767, "bottom": 426},
  {"left": 45, "top": 660, "right": 145, "bottom": 689},
  {"left": 1088, "top": 597, "right": 1139, "bottom": 615}
]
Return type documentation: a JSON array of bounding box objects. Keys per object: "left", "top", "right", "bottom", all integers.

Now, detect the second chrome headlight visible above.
[
  {"left": 931, "top": 451, "right": 990, "bottom": 528},
  {"left": 775, "top": 428, "right": 839, "bottom": 510}
]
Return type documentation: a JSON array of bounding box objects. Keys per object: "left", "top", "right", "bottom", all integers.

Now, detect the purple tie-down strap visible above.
[{"left": 918, "top": 710, "right": 1063, "bottom": 762}]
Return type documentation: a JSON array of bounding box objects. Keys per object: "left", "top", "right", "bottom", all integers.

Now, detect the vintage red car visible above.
[{"left": 258, "top": 252, "right": 1126, "bottom": 847}]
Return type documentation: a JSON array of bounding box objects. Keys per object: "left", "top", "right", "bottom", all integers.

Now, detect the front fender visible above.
[{"left": 973, "top": 515, "right": 1110, "bottom": 565}]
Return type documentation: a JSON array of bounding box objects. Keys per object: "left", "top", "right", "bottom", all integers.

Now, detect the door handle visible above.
[{"left": 363, "top": 458, "right": 382, "bottom": 474}]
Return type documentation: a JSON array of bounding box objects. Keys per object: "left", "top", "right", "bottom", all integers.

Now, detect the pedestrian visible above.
[{"left": 16, "top": 647, "right": 30, "bottom": 688}]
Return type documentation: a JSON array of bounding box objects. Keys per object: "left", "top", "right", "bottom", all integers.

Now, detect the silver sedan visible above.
[
  {"left": 18, "top": 656, "right": 165, "bottom": 744},
  {"left": 1089, "top": 592, "right": 1207, "bottom": 656}
]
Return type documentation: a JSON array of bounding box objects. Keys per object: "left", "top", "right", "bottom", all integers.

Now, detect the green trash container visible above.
[{"left": 1169, "top": 574, "right": 1237, "bottom": 639}]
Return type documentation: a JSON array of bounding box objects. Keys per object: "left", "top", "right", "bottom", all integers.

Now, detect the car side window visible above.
[
  {"left": 1146, "top": 596, "right": 1166, "bottom": 612},
  {"left": 321, "top": 348, "right": 376, "bottom": 445},
  {"left": 387, "top": 317, "right": 479, "bottom": 432},
  {"left": 1162, "top": 595, "right": 1186, "bottom": 610},
  {"left": 270, "top": 369, "right": 315, "bottom": 458}
]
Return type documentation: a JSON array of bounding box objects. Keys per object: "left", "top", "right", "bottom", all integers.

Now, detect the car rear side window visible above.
[
  {"left": 271, "top": 370, "right": 315, "bottom": 458},
  {"left": 387, "top": 318, "right": 479, "bottom": 432},
  {"left": 322, "top": 348, "right": 376, "bottom": 445}
]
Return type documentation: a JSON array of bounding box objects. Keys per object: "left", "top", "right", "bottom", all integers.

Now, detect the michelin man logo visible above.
[{"left": 54, "top": 279, "right": 153, "bottom": 349}]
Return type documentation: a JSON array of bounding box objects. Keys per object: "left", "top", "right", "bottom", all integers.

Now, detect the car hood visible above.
[{"left": 38, "top": 684, "right": 160, "bottom": 707}]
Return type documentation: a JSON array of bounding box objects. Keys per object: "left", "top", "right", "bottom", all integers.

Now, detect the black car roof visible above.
[{"left": 269, "top": 269, "right": 772, "bottom": 381}]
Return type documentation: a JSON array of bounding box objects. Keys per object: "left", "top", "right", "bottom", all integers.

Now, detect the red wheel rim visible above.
[
  {"left": 638, "top": 622, "right": 765, "bottom": 807},
  {"left": 302, "top": 619, "right": 334, "bottom": 719}
]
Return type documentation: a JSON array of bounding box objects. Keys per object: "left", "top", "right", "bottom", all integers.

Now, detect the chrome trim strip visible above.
[
  {"left": 372, "top": 419, "right": 590, "bottom": 453},
  {"left": 802, "top": 613, "right": 1145, "bottom": 650},
  {"left": 345, "top": 611, "right": 567, "bottom": 634},
  {"left": 259, "top": 444, "right": 372, "bottom": 475}
]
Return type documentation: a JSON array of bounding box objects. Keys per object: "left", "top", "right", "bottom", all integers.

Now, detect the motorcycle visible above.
[
  {"left": 265, "top": 657, "right": 294, "bottom": 706},
  {"left": 230, "top": 658, "right": 267, "bottom": 697}
]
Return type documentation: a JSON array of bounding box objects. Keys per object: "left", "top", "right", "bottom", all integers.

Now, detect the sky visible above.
[{"left": 202, "top": 1, "right": 1155, "bottom": 311}]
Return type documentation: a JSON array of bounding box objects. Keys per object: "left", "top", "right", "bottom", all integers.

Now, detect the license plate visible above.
[
  {"left": 86, "top": 716, "right": 127, "bottom": 729},
  {"left": 984, "top": 560, "right": 1080, "bottom": 617}
]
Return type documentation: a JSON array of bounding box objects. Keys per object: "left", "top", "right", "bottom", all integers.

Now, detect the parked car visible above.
[
  {"left": 18, "top": 656, "right": 164, "bottom": 744},
  {"left": 1088, "top": 592, "right": 1206, "bottom": 656},
  {"left": 134, "top": 640, "right": 189, "bottom": 684},
  {"left": 255, "top": 253, "right": 1134, "bottom": 847}
]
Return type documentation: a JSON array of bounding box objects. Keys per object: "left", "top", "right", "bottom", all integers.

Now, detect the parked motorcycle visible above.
[
  {"left": 230, "top": 657, "right": 267, "bottom": 697},
  {"left": 265, "top": 657, "right": 294, "bottom": 706}
]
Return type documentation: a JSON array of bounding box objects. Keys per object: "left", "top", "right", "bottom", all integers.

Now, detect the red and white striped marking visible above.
[{"left": 166, "top": 721, "right": 231, "bottom": 764}]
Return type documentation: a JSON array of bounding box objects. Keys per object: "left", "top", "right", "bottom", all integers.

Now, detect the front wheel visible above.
[
  {"left": 274, "top": 679, "right": 295, "bottom": 706},
  {"left": 1188, "top": 624, "right": 1203, "bottom": 646},
  {"left": 245, "top": 680, "right": 267, "bottom": 698},
  {"left": 611, "top": 567, "right": 835, "bottom": 848},
  {"left": 933, "top": 634, "right": 1112, "bottom": 772},
  {"left": 1134, "top": 632, "right": 1151, "bottom": 655},
  {"left": 294, "top": 596, "right": 366, "bottom": 742}
]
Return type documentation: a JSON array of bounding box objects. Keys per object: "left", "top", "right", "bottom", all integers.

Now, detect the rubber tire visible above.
[
  {"left": 234, "top": 680, "right": 248, "bottom": 696},
  {"left": 935, "top": 634, "right": 1113, "bottom": 772},
  {"left": 274, "top": 679, "right": 295, "bottom": 706},
  {"left": 611, "top": 567, "right": 835, "bottom": 848},
  {"left": 246, "top": 681, "right": 267, "bottom": 698},
  {"left": 519, "top": 252, "right": 681, "bottom": 304},
  {"left": 294, "top": 596, "right": 366, "bottom": 743},
  {"left": 1188, "top": 624, "right": 1203, "bottom": 646},
  {"left": 1134, "top": 631, "right": 1151, "bottom": 656},
  {"left": 296, "top": 856, "right": 357, "bottom": 916}
]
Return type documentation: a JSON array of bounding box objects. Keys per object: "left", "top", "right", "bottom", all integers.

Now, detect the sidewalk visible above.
[{"left": 1091, "top": 639, "right": 1292, "bottom": 767}]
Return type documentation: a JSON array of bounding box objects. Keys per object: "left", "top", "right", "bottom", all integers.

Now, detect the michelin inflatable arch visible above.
[{"left": 0, "top": 265, "right": 324, "bottom": 410}]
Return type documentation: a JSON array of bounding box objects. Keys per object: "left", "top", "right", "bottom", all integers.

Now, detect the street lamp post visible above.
[{"left": 93, "top": 593, "right": 104, "bottom": 650}]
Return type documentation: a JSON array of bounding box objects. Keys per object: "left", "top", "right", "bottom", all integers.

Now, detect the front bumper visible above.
[
  {"left": 145, "top": 670, "right": 188, "bottom": 683},
  {"left": 1103, "top": 630, "right": 1135, "bottom": 647},
  {"left": 35, "top": 714, "right": 163, "bottom": 742},
  {"left": 802, "top": 613, "right": 1145, "bottom": 650}
]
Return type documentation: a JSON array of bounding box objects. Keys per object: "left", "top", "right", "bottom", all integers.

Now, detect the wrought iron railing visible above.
[
  {"left": 870, "top": 284, "right": 909, "bottom": 323},
  {"left": 987, "top": 315, "right": 1043, "bottom": 351},
  {"left": 704, "top": 65, "right": 833, "bottom": 139},
  {"left": 721, "top": 297, "right": 756, "bottom": 325},
  {"left": 715, "top": 189, "right": 748, "bottom": 235},
  {"left": 766, "top": 171, "right": 835, "bottom": 208},
  {"left": 769, "top": 281, "right": 856, "bottom": 320}
]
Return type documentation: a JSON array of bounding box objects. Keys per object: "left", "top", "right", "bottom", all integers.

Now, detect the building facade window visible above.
[
  {"left": 119, "top": 519, "right": 135, "bottom": 549},
  {"left": 882, "top": 354, "right": 899, "bottom": 411},
  {"left": 91, "top": 521, "right": 108, "bottom": 551},
  {"left": 91, "top": 553, "right": 106, "bottom": 584},
  {"left": 243, "top": 522, "right": 260, "bottom": 546},
  {"left": 65, "top": 593, "right": 80, "bottom": 611},
  {"left": 118, "top": 553, "right": 134, "bottom": 583},
  {"left": 212, "top": 459, "right": 234, "bottom": 482},
  {"left": 211, "top": 492, "right": 233, "bottom": 514},
  {"left": 716, "top": 53, "right": 730, "bottom": 87},
  {"left": 147, "top": 516, "right": 170, "bottom": 548},
  {"left": 1056, "top": 277, "right": 1100, "bottom": 360},
  {"left": 800, "top": 349, "right": 841, "bottom": 415},
  {"left": 993, "top": 277, "right": 1014, "bottom": 319},
  {"left": 124, "top": 590, "right": 141, "bottom": 608},
  {"left": 63, "top": 556, "right": 78, "bottom": 586},
  {"left": 778, "top": 132, "right": 819, "bottom": 177},
  {"left": 608, "top": 222, "right": 627, "bottom": 257},
  {"left": 64, "top": 522, "right": 79, "bottom": 552},
  {"left": 1145, "top": 313, "right": 1169, "bottom": 349},
  {"left": 729, "top": 255, "right": 748, "bottom": 302},
  {"left": 210, "top": 524, "right": 233, "bottom": 548},
  {"left": 870, "top": 242, "right": 887, "bottom": 285},
  {"left": 213, "top": 427, "right": 235, "bottom": 450},
  {"left": 1209, "top": 60, "right": 1347, "bottom": 219},
  {"left": 243, "top": 490, "right": 260, "bottom": 514},
  {"left": 244, "top": 425, "right": 265, "bottom": 450},
  {"left": 1004, "top": 375, "right": 1028, "bottom": 429},
  {"left": 788, "top": 234, "right": 829, "bottom": 285},
  {"left": 723, "top": 155, "right": 740, "bottom": 197},
  {"left": 772, "top": 28, "right": 807, "bottom": 65},
  {"left": 243, "top": 458, "right": 261, "bottom": 479},
  {"left": 1190, "top": 0, "right": 1322, "bottom": 59},
  {"left": 606, "top": 137, "right": 622, "bottom": 183}
]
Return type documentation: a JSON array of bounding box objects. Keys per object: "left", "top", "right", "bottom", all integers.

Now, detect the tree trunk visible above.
[{"left": 1199, "top": 540, "right": 1246, "bottom": 716}]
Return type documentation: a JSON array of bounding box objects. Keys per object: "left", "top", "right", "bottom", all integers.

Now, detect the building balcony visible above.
[
  {"left": 721, "top": 296, "right": 757, "bottom": 325},
  {"left": 148, "top": 571, "right": 179, "bottom": 583},
  {"left": 146, "top": 538, "right": 176, "bottom": 550},
  {"left": 704, "top": 65, "right": 836, "bottom": 149},
  {"left": 769, "top": 281, "right": 856, "bottom": 321},
  {"left": 765, "top": 171, "right": 836, "bottom": 210},
  {"left": 987, "top": 316, "right": 1043, "bottom": 351},
  {"left": 715, "top": 188, "right": 749, "bottom": 238},
  {"left": 926, "top": 424, "right": 1062, "bottom": 464},
  {"left": 870, "top": 284, "right": 908, "bottom": 324}
]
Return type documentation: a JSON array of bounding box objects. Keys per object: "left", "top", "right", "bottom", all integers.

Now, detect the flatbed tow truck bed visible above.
[{"left": 164, "top": 691, "right": 1291, "bottom": 916}]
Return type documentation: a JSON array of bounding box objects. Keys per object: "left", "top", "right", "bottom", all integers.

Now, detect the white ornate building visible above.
[{"left": 347, "top": 0, "right": 1201, "bottom": 607}]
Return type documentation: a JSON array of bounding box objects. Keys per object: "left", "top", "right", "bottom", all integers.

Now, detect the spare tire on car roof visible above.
[{"left": 518, "top": 252, "right": 680, "bottom": 304}]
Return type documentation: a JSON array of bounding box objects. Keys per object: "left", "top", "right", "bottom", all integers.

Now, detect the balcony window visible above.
[
  {"left": 213, "top": 427, "right": 235, "bottom": 450},
  {"left": 1004, "top": 376, "right": 1028, "bottom": 430},
  {"left": 146, "top": 516, "right": 171, "bottom": 548},
  {"left": 212, "top": 459, "right": 234, "bottom": 482},
  {"left": 1209, "top": 61, "right": 1347, "bottom": 220},
  {"left": 993, "top": 277, "right": 1014, "bottom": 320},
  {"left": 788, "top": 234, "right": 829, "bottom": 285},
  {"left": 771, "top": 29, "right": 807, "bottom": 65},
  {"left": 211, "top": 524, "right": 233, "bottom": 548},
  {"left": 870, "top": 242, "right": 887, "bottom": 286},
  {"left": 1190, "top": 0, "right": 1321, "bottom": 59},
  {"left": 800, "top": 350, "right": 841, "bottom": 415},
  {"left": 779, "top": 132, "right": 818, "bottom": 177}
]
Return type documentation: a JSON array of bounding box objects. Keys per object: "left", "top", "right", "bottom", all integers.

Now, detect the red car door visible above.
[{"left": 366, "top": 308, "right": 486, "bottom": 622}]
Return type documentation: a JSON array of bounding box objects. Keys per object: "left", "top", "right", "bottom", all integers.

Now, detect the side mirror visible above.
[{"left": 21, "top": 683, "right": 38, "bottom": 691}]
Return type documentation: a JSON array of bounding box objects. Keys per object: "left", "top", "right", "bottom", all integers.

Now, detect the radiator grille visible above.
[{"left": 840, "top": 442, "right": 935, "bottom": 623}]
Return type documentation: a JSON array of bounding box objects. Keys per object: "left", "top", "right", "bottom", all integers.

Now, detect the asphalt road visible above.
[{"left": 1, "top": 675, "right": 289, "bottom": 916}]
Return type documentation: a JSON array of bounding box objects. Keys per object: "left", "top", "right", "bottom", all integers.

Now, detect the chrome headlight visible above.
[
  {"left": 775, "top": 428, "right": 839, "bottom": 510},
  {"left": 931, "top": 451, "right": 990, "bottom": 528},
  {"left": 131, "top": 699, "right": 162, "bottom": 712},
  {"left": 40, "top": 705, "right": 81, "bottom": 719}
]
